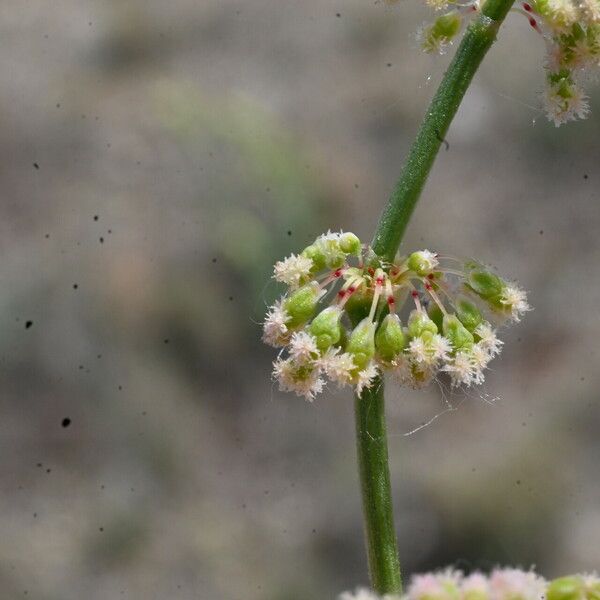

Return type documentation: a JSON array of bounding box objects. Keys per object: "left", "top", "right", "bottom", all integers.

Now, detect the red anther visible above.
[
  {"left": 348, "top": 286, "right": 356, "bottom": 293},
  {"left": 390, "top": 269, "right": 398, "bottom": 276},
  {"left": 411, "top": 291, "right": 419, "bottom": 298},
  {"left": 387, "top": 296, "right": 395, "bottom": 305},
  {"left": 376, "top": 277, "right": 384, "bottom": 286},
  {"left": 368, "top": 267, "right": 375, "bottom": 275},
  {"left": 529, "top": 17, "right": 537, "bottom": 27},
  {"left": 337, "top": 290, "right": 345, "bottom": 298},
  {"left": 334, "top": 268, "right": 342, "bottom": 277},
  {"left": 523, "top": 2, "right": 532, "bottom": 10},
  {"left": 425, "top": 283, "right": 432, "bottom": 290},
  {"left": 427, "top": 273, "right": 434, "bottom": 280}
]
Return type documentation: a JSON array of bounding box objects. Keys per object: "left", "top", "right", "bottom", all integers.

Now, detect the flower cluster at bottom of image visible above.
[
  {"left": 339, "top": 568, "right": 600, "bottom": 600},
  {"left": 263, "top": 231, "right": 530, "bottom": 400}
]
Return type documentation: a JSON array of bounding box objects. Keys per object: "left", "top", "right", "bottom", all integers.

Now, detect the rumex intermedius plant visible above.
[{"left": 261, "top": 0, "right": 597, "bottom": 595}]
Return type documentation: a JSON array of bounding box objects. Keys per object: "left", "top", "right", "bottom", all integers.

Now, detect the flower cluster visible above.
[
  {"left": 339, "top": 568, "right": 600, "bottom": 600},
  {"left": 395, "top": 0, "right": 600, "bottom": 125},
  {"left": 263, "top": 231, "right": 530, "bottom": 401}
]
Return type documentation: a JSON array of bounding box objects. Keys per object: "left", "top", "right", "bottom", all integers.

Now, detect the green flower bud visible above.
[
  {"left": 407, "top": 250, "right": 439, "bottom": 276},
  {"left": 316, "top": 235, "right": 346, "bottom": 269},
  {"left": 283, "top": 283, "right": 322, "bottom": 328},
  {"left": 428, "top": 302, "right": 445, "bottom": 332},
  {"left": 339, "top": 232, "right": 361, "bottom": 256},
  {"left": 301, "top": 244, "right": 327, "bottom": 274},
  {"left": 375, "top": 314, "right": 406, "bottom": 362},
  {"left": 466, "top": 266, "right": 504, "bottom": 300},
  {"left": 421, "top": 11, "right": 462, "bottom": 53},
  {"left": 345, "top": 288, "right": 373, "bottom": 326},
  {"left": 547, "top": 577, "right": 585, "bottom": 600},
  {"left": 456, "top": 296, "right": 484, "bottom": 332},
  {"left": 408, "top": 310, "right": 438, "bottom": 338},
  {"left": 347, "top": 317, "right": 376, "bottom": 371},
  {"left": 443, "top": 314, "right": 474, "bottom": 351},
  {"left": 309, "top": 306, "right": 343, "bottom": 351}
]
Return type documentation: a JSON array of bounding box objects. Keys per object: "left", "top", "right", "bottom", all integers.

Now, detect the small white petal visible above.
[{"left": 273, "top": 253, "right": 314, "bottom": 288}]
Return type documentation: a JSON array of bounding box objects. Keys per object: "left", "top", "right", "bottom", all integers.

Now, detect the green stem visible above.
[
  {"left": 355, "top": 379, "right": 401, "bottom": 595},
  {"left": 355, "top": 0, "right": 516, "bottom": 594},
  {"left": 372, "top": 0, "right": 516, "bottom": 262}
]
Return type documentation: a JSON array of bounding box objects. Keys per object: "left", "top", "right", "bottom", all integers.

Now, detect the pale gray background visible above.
[{"left": 0, "top": 1, "right": 598, "bottom": 599}]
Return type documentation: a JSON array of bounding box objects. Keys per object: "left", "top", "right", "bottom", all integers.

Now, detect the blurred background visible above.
[{"left": 0, "top": 1, "right": 599, "bottom": 599}]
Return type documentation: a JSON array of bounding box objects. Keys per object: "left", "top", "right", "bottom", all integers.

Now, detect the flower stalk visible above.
[
  {"left": 371, "top": 0, "right": 516, "bottom": 263},
  {"left": 357, "top": 0, "right": 517, "bottom": 594},
  {"left": 355, "top": 380, "right": 402, "bottom": 595}
]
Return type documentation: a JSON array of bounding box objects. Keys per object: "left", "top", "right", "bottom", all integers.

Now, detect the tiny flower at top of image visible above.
[
  {"left": 263, "top": 231, "right": 530, "bottom": 400},
  {"left": 388, "top": 0, "right": 600, "bottom": 125}
]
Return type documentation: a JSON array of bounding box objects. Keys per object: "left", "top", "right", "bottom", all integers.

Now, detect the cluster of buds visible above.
[
  {"left": 339, "top": 568, "right": 600, "bottom": 600},
  {"left": 262, "top": 231, "right": 529, "bottom": 401},
  {"left": 393, "top": 0, "right": 599, "bottom": 125}
]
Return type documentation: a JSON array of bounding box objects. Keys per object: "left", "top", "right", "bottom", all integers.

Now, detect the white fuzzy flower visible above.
[
  {"left": 474, "top": 322, "right": 503, "bottom": 356},
  {"left": 499, "top": 285, "right": 531, "bottom": 321},
  {"left": 547, "top": 0, "right": 579, "bottom": 29},
  {"left": 408, "top": 334, "right": 450, "bottom": 366},
  {"left": 356, "top": 362, "right": 379, "bottom": 396},
  {"left": 408, "top": 568, "right": 463, "bottom": 600},
  {"left": 319, "top": 347, "right": 355, "bottom": 387},
  {"left": 544, "top": 80, "right": 590, "bottom": 127},
  {"left": 470, "top": 344, "right": 491, "bottom": 383},
  {"left": 273, "top": 253, "right": 313, "bottom": 288},
  {"left": 262, "top": 300, "right": 291, "bottom": 347},
  {"left": 580, "top": 0, "right": 600, "bottom": 23},
  {"left": 430, "top": 334, "right": 452, "bottom": 361},
  {"left": 288, "top": 331, "right": 319, "bottom": 364},
  {"left": 421, "top": 249, "right": 440, "bottom": 269},
  {"left": 408, "top": 337, "right": 429, "bottom": 364},
  {"left": 463, "top": 572, "right": 490, "bottom": 598},
  {"left": 272, "top": 357, "right": 324, "bottom": 401},
  {"left": 442, "top": 350, "right": 477, "bottom": 387},
  {"left": 488, "top": 568, "right": 546, "bottom": 600}
]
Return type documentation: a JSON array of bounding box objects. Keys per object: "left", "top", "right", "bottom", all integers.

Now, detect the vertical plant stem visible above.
[
  {"left": 355, "top": 0, "right": 515, "bottom": 594},
  {"left": 355, "top": 378, "right": 401, "bottom": 595},
  {"left": 372, "top": 0, "right": 516, "bottom": 262}
]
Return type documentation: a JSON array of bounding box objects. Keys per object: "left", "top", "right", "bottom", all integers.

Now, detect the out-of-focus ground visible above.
[{"left": 0, "top": 1, "right": 598, "bottom": 599}]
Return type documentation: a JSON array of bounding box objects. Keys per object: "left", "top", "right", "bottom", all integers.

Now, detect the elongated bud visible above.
[
  {"left": 443, "top": 314, "right": 474, "bottom": 351},
  {"left": 347, "top": 317, "right": 376, "bottom": 371},
  {"left": 466, "top": 266, "right": 504, "bottom": 300},
  {"left": 407, "top": 250, "right": 439, "bottom": 275},
  {"left": 309, "top": 306, "right": 343, "bottom": 351},
  {"left": 283, "top": 282, "right": 323, "bottom": 328},
  {"left": 408, "top": 310, "right": 438, "bottom": 338},
  {"left": 421, "top": 11, "right": 462, "bottom": 54},
  {"left": 301, "top": 244, "right": 327, "bottom": 273},
  {"left": 456, "top": 297, "right": 484, "bottom": 332},
  {"left": 316, "top": 235, "right": 346, "bottom": 269},
  {"left": 428, "top": 302, "right": 445, "bottom": 332},
  {"left": 339, "top": 232, "right": 361, "bottom": 256},
  {"left": 345, "top": 287, "right": 373, "bottom": 326},
  {"left": 375, "top": 313, "right": 407, "bottom": 361}
]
